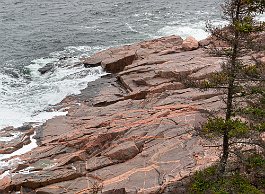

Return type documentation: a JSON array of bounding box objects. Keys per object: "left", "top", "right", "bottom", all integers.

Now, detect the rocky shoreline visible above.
[{"left": 0, "top": 35, "right": 264, "bottom": 193}]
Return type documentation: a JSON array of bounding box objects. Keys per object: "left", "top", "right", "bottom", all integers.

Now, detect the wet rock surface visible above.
[
  {"left": 0, "top": 126, "right": 34, "bottom": 155},
  {"left": 38, "top": 63, "right": 54, "bottom": 74},
  {"left": 1, "top": 35, "right": 262, "bottom": 193}
]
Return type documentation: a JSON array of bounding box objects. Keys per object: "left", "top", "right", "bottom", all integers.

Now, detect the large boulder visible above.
[
  {"left": 83, "top": 50, "right": 136, "bottom": 73},
  {"left": 83, "top": 50, "right": 111, "bottom": 68},
  {"left": 182, "top": 36, "right": 199, "bottom": 51},
  {"left": 101, "top": 51, "right": 136, "bottom": 73}
]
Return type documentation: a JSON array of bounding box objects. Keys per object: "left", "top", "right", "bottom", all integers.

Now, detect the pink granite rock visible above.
[
  {"left": 182, "top": 36, "right": 199, "bottom": 51},
  {"left": 1, "top": 34, "right": 261, "bottom": 193}
]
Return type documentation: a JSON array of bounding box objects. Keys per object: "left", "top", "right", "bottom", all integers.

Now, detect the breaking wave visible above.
[{"left": 0, "top": 46, "right": 106, "bottom": 129}]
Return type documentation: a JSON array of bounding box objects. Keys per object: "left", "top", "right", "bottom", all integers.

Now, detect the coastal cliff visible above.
[{"left": 0, "top": 35, "right": 264, "bottom": 193}]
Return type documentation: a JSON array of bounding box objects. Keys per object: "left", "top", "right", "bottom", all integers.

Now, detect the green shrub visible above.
[
  {"left": 189, "top": 166, "right": 263, "bottom": 194},
  {"left": 247, "top": 154, "right": 265, "bottom": 168}
]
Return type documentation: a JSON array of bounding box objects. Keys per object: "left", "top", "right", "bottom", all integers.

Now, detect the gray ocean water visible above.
[{"left": 0, "top": 0, "right": 223, "bottom": 129}]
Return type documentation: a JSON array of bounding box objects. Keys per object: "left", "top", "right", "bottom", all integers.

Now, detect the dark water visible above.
[
  {"left": 0, "top": 0, "right": 223, "bottom": 128},
  {"left": 0, "top": 0, "right": 223, "bottom": 66}
]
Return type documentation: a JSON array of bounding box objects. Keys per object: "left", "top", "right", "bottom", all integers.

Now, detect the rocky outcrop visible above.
[
  {"left": 83, "top": 35, "right": 184, "bottom": 73},
  {"left": 0, "top": 35, "right": 244, "bottom": 193},
  {"left": 182, "top": 36, "right": 199, "bottom": 51},
  {"left": 38, "top": 63, "right": 54, "bottom": 74}
]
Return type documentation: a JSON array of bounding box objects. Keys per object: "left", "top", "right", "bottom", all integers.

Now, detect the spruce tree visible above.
[{"left": 199, "top": 0, "right": 265, "bottom": 174}]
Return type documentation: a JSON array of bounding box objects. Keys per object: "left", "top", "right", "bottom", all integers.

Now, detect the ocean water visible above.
[{"left": 0, "top": 0, "right": 226, "bottom": 129}]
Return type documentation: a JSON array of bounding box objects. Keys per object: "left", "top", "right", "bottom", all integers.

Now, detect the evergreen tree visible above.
[{"left": 199, "top": 0, "right": 265, "bottom": 174}]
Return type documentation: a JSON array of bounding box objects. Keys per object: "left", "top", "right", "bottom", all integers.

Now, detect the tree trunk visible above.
[
  {"left": 219, "top": 0, "right": 241, "bottom": 175},
  {"left": 219, "top": 130, "right": 229, "bottom": 173}
]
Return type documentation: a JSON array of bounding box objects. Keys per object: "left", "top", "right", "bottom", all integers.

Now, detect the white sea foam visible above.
[
  {"left": 0, "top": 46, "right": 106, "bottom": 169},
  {"left": 0, "top": 132, "right": 37, "bottom": 161},
  {"left": 17, "top": 166, "right": 35, "bottom": 175},
  {"left": 0, "top": 132, "right": 21, "bottom": 142},
  {"left": 211, "top": 20, "right": 229, "bottom": 27},
  {"left": 157, "top": 25, "right": 209, "bottom": 41},
  {"left": 0, "top": 46, "right": 106, "bottom": 130},
  {"left": 156, "top": 12, "right": 264, "bottom": 41}
]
